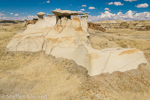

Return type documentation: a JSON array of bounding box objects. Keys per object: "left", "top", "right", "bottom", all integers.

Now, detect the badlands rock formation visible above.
[
  {"left": 6, "top": 10, "right": 148, "bottom": 76},
  {"left": 88, "top": 22, "right": 106, "bottom": 32}
]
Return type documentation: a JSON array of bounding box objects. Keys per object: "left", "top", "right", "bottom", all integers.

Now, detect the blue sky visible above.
[{"left": 0, "top": 0, "right": 150, "bottom": 21}]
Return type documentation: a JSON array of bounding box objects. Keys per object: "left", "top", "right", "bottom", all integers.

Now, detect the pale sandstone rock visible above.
[
  {"left": 52, "top": 10, "right": 79, "bottom": 16},
  {"left": 81, "top": 14, "right": 88, "bottom": 33},
  {"left": 37, "top": 12, "right": 45, "bottom": 19},
  {"left": 44, "top": 14, "right": 57, "bottom": 27},
  {"left": 6, "top": 10, "right": 148, "bottom": 76},
  {"left": 6, "top": 12, "right": 56, "bottom": 52}
]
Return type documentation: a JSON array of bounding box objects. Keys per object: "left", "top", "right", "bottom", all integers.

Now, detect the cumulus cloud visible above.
[
  {"left": 46, "top": 0, "right": 50, "bottom": 3},
  {"left": 125, "top": 10, "right": 134, "bottom": 18},
  {"left": 136, "top": 3, "right": 149, "bottom": 8},
  {"left": 108, "top": 2, "right": 124, "bottom": 6},
  {"left": 78, "top": 9, "right": 85, "bottom": 13},
  {"left": 10, "top": 13, "right": 13, "bottom": 15},
  {"left": 104, "top": 8, "right": 109, "bottom": 10},
  {"left": 124, "top": 0, "right": 137, "bottom": 2},
  {"left": 55, "top": 8, "right": 61, "bottom": 11},
  {"left": 88, "top": 10, "right": 150, "bottom": 22},
  {"left": 81, "top": 9, "right": 85, "bottom": 11},
  {"left": 14, "top": 14, "right": 19, "bottom": 16},
  {"left": 82, "top": 5, "right": 87, "bottom": 7},
  {"left": 89, "top": 7, "right": 96, "bottom": 9},
  {"left": 114, "top": 2, "right": 124, "bottom": 6},
  {"left": 108, "top": 2, "right": 113, "bottom": 5}
]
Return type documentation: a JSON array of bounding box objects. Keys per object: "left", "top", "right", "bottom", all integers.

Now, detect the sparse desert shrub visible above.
[{"left": 120, "top": 22, "right": 129, "bottom": 28}]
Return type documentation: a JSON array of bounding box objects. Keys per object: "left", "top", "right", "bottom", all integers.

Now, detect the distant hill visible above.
[
  {"left": 0, "top": 20, "right": 24, "bottom": 24},
  {"left": 96, "top": 20, "right": 117, "bottom": 23},
  {"left": 95, "top": 20, "right": 150, "bottom": 24}
]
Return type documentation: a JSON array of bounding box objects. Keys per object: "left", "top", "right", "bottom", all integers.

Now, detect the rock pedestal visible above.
[
  {"left": 37, "top": 12, "right": 45, "bottom": 19},
  {"left": 81, "top": 14, "right": 88, "bottom": 32}
]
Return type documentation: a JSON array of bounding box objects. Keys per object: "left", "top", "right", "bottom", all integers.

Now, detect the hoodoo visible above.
[
  {"left": 81, "top": 14, "right": 88, "bottom": 33},
  {"left": 6, "top": 10, "right": 148, "bottom": 76}
]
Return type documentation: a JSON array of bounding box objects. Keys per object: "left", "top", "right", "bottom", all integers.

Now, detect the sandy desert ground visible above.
[{"left": 0, "top": 21, "right": 150, "bottom": 100}]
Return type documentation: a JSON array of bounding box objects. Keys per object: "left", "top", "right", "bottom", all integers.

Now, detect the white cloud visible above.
[
  {"left": 14, "top": 14, "right": 19, "bottom": 16},
  {"left": 114, "top": 2, "right": 124, "bottom": 6},
  {"left": 125, "top": 10, "right": 134, "bottom": 18},
  {"left": 10, "top": 13, "right": 13, "bottom": 15},
  {"left": 0, "top": 15, "right": 38, "bottom": 20},
  {"left": 136, "top": 3, "right": 149, "bottom": 8},
  {"left": 89, "top": 7, "right": 96, "bottom": 9},
  {"left": 40, "top": 0, "right": 49, "bottom": 4},
  {"left": 78, "top": 9, "right": 85, "bottom": 13},
  {"left": 100, "top": 11, "right": 115, "bottom": 19},
  {"left": 82, "top": 5, "right": 87, "bottom": 7},
  {"left": 1, "top": 10, "right": 150, "bottom": 22},
  {"left": 27, "top": 15, "right": 38, "bottom": 20},
  {"left": 108, "top": 2, "right": 113, "bottom": 5},
  {"left": 81, "top": 9, "right": 85, "bottom": 11},
  {"left": 108, "top": 2, "right": 124, "bottom": 6},
  {"left": 78, "top": 11, "right": 83, "bottom": 13},
  {"left": 88, "top": 10, "right": 150, "bottom": 22},
  {"left": 0, "top": 13, "right": 4, "bottom": 17},
  {"left": 46, "top": 0, "right": 50, "bottom": 3},
  {"left": 55, "top": 8, "right": 61, "bottom": 11},
  {"left": 104, "top": 8, "right": 109, "bottom": 10},
  {"left": 124, "top": 0, "right": 137, "bottom": 2}
]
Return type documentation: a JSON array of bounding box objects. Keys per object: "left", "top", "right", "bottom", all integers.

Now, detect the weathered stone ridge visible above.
[{"left": 6, "top": 10, "right": 148, "bottom": 76}]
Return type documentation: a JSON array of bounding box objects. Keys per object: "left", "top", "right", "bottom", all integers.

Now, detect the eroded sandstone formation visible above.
[{"left": 6, "top": 10, "right": 148, "bottom": 76}]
